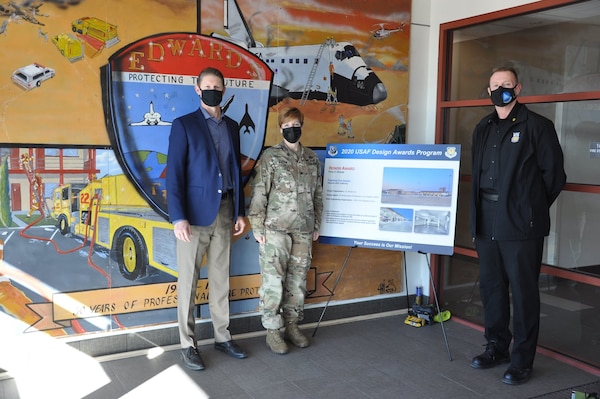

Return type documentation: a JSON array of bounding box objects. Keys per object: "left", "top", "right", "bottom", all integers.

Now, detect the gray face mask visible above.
[
  {"left": 282, "top": 126, "right": 302, "bottom": 143},
  {"left": 490, "top": 87, "right": 516, "bottom": 107},
  {"left": 201, "top": 89, "right": 223, "bottom": 107}
]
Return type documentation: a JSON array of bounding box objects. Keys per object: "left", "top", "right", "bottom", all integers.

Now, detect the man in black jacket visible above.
[{"left": 469, "top": 66, "right": 566, "bottom": 385}]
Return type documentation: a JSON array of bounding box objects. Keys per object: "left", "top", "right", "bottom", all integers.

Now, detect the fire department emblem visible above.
[{"left": 101, "top": 33, "right": 273, "bottom": 220}]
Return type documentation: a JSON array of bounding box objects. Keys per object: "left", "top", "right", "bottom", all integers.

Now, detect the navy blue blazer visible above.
[{"left": 166, "top": 107, "right": 244, "bottom": 226}]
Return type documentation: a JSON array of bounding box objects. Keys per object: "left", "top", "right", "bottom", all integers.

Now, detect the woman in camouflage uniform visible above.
[{"left": 248, "top": 107, "right": 323, "bottom": 354}]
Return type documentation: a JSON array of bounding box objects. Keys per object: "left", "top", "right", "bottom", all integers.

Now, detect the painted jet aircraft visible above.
[{"left": 1, "top": 1, "right": 46, "bottom": 26}]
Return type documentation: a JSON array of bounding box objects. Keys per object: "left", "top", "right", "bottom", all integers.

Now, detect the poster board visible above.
[{"left": 319, "top": 143, "right": 461, "bottom": 255}]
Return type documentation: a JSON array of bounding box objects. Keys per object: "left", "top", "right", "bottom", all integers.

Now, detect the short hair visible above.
[
  {"left": 278, "top": 107, "right": 304, "bottom": 127},
  {"left": 491, "top": 66, "right": 519, "bottom": 83},
  {"left": 197, "top": 67, "right": 225, "bottom": 87}
]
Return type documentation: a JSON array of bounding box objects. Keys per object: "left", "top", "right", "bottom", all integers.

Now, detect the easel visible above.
[
  {"left": 312, "top": 245, "right": 355, "bottom": 337},
  {"left": 311, "top": 247, "right": 453, "bottom": 362},
  {"left": 417, "top": 251, "right": 453, "bottom": 361}
]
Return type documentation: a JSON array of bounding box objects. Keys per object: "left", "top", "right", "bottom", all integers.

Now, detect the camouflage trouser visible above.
[{"left": 259, "top": 230, "right": 313, "bottom": 330}]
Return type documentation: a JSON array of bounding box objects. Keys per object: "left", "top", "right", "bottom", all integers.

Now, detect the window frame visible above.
[{"left": 436, "top": 0, "right": 600, "bottom": 283}]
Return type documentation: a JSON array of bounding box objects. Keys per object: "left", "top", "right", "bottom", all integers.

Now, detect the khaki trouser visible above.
[{"left": 177, "top": 198, "right": 233, "bottom": 348}]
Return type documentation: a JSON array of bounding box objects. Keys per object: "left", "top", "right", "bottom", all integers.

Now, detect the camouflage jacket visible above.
[{"left": 248, "top": 141, "right": 323, "bottom": 235}]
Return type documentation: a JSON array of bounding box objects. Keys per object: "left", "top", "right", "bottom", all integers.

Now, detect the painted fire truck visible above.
[
  {"left": 52, "top": 174, "right": 176, "bottom": 280},
  {"left": 52, "top": 33, "right": 84, "bottom": 62},
  {"left": 71, "top": 17, "right": 119, "bottom": 49}
]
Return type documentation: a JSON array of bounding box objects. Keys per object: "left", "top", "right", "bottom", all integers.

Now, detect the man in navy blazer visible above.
[{"left": 167, "top": 67, "right": 248, "bottom": 371}]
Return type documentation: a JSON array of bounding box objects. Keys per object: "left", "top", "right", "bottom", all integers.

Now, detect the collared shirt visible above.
[
  {"left": 479, "top": 126, "right": 501, "bottom": 192},
  {"left": 479, "top": 105, "right": 519, "bottom": 193},
  {"left": 201, "top": 107, "right": 233, "bottom": 191}
]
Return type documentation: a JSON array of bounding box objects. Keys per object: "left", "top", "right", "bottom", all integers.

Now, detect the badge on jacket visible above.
[{"left": 511, "top": 132, "right": 521, "bottom": 143}]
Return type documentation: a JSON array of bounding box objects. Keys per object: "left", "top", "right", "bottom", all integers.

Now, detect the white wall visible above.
[{"left": 404, "top": 0, "right": 541, "bottom": 297}]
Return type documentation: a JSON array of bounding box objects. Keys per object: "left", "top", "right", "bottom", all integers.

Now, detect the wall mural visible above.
[{"left": 0, "top": 0, "right": 410, "bottom": 337}]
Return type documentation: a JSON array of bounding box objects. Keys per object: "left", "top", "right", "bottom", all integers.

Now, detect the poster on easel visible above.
[{"left": 319, "top": 143, "right": 461, "bottom": 255}]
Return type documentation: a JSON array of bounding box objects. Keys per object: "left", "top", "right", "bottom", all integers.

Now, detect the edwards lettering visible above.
[{"left": 128, "top": 39, "right": 243, "bottom": 71}]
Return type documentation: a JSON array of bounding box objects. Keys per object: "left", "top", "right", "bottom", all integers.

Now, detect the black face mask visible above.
[
  {"left": 282, "top": 126, "right": 302, "bottom": 143},
  {"left": 201, "top": 89, "right": 223, "bottom": 107},
  {"left": 490, "top": 87, "right": 516, "bottom": 107}
]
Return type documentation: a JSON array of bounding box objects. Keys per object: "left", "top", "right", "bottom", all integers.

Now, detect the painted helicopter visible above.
[
  {"left": 370, "top": 22, "right": 404, "bottom": 39},
  {"left": 210, "top": 0, "right": 387, "bottom": 107}
]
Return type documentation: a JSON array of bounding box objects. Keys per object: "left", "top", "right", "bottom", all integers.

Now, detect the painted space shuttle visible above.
[
  {"left": 129, "top": 101, "right": 171, "bottom": 126},
  {"left": 211, "top": 0, "right": 388, "bottom": 106}
]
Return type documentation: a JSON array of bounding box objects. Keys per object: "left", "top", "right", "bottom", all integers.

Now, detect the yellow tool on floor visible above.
[{"left": 404, "top": 315, "right": 426, "bottom": 327}]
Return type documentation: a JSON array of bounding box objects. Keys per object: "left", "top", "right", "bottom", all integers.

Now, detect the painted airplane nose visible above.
[{"left": 372, "top": 83, "right": 388, "bottom": 103}]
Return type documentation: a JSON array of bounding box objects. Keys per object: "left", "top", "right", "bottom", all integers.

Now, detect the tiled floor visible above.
[{"left": 1, "top": 312, "right": 598, "bottom": 399}]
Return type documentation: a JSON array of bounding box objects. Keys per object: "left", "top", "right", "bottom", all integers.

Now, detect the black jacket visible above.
[{"left": 470, "top": 102, "right": 566, "bottom": 240}]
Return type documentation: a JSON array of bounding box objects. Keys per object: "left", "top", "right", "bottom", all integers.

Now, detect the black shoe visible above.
[
  {"left": 470, "top": 342, "right": 510, "bottom": 369},
  {"left": 215, "top": 340, "right": 248, "bottom": 359},
  {"left": 502, "top": 366, "right": 532, "bottom": 385},
  {"left": 181, "top": 347, "right": 205, "bottom": 371}
]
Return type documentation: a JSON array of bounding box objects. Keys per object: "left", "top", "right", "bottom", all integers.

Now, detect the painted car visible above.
[{"left": 12, "top": 63, "right": 55, "bottom": 90}]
